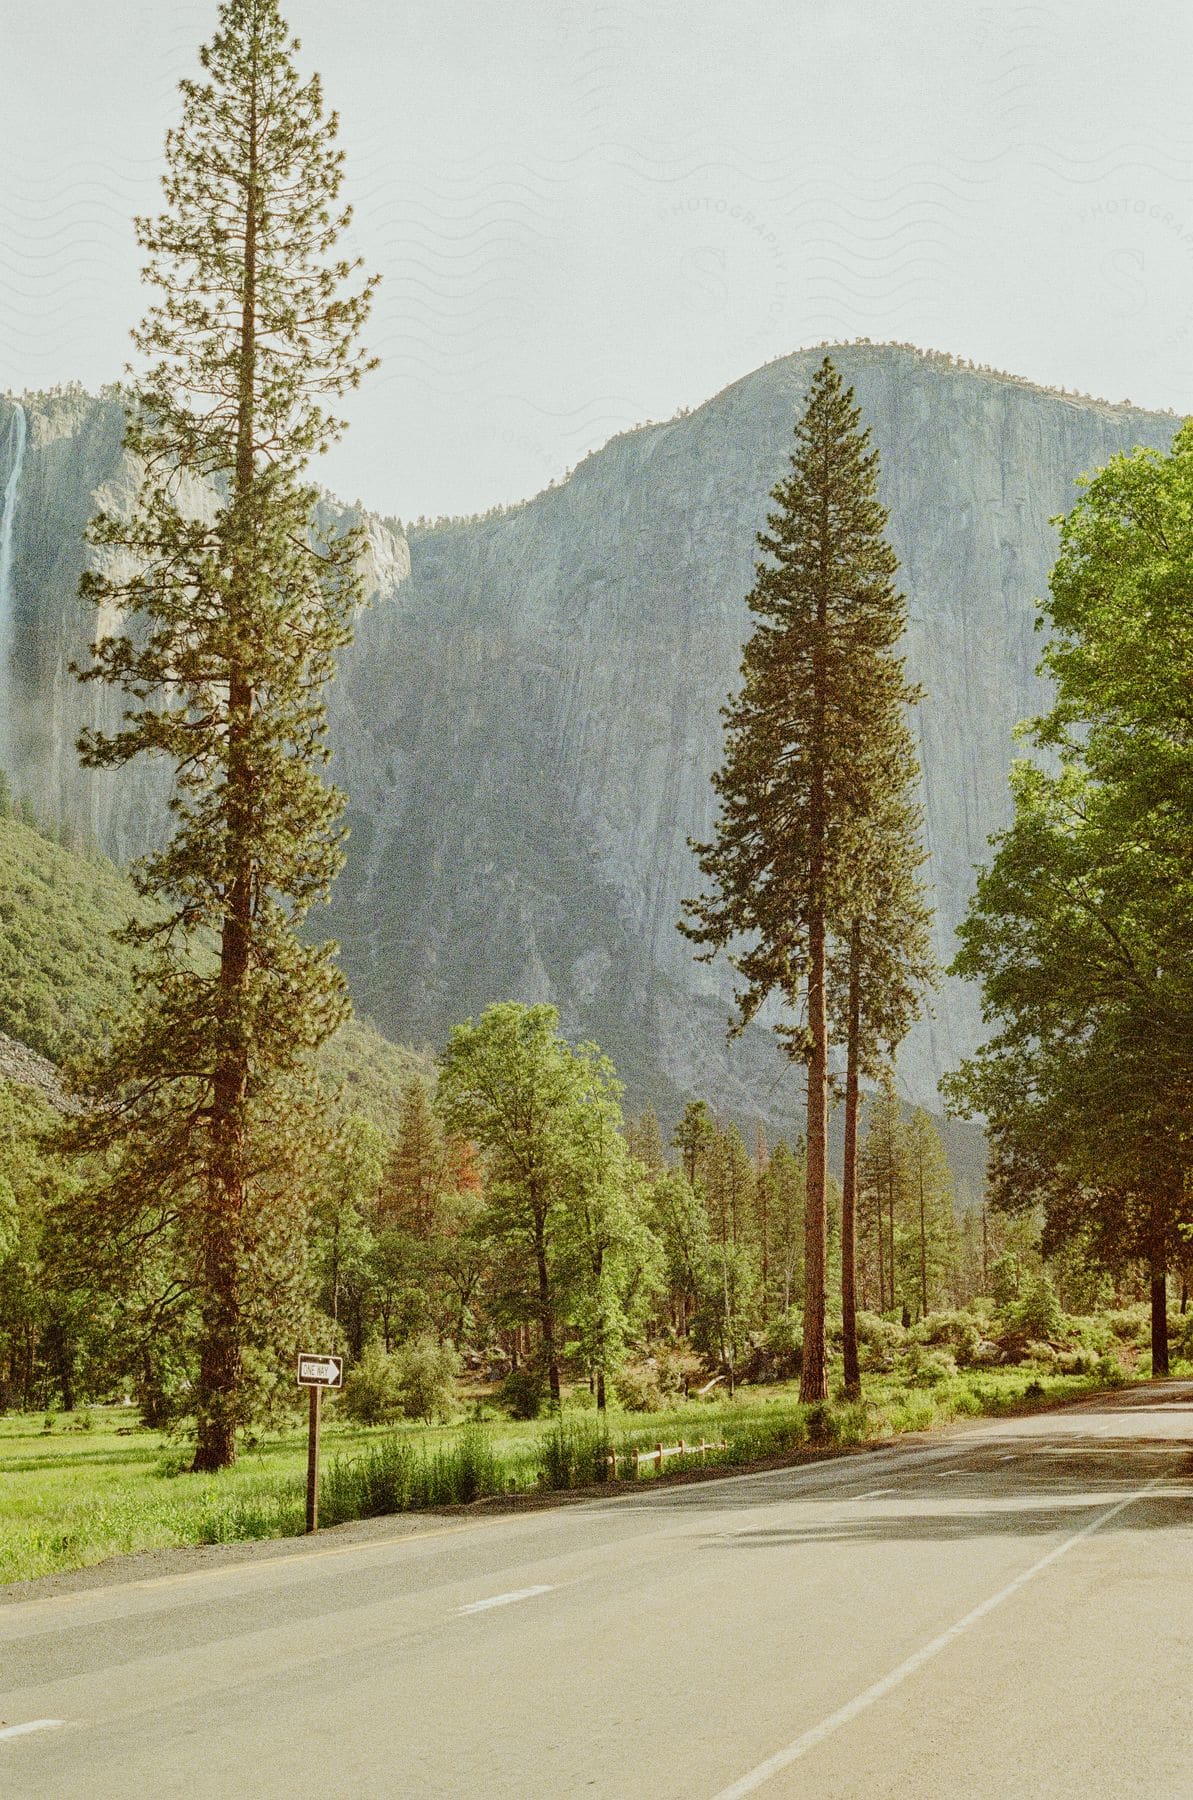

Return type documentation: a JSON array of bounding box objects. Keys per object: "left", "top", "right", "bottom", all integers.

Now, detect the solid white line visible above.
[
  {"left": 457, "top": 1584, "right": 553, "bottom": 1615},
  {"left": 0, "top": 1719, "right": 64, "bottom": 1741},
  {"left": 711, "top": 1475, "right": 1166, "bottom": 1800}
]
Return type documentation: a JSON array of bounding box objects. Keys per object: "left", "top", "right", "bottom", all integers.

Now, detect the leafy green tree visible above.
[
  {"left": 559, "top": 1060, "right": 659, "bottom": 1410},
  {"left": 946, "top": 763, "right": 1188, "bottom": 1375},
  {"left": 309, "top": 1113, "right": 385, "bottom": 1355},
  {"left": 392, "top": 1332, "right": 461, "bottom": 1423},
  {"left": 339, "top": 1338, "right": 403, "bottom": 1425},
  {"left": 67, "top": 0, "right": 377, "bottom": 1467},
  {"left": 682, "top": 358, "right": 921, "bottom": 1400},
  {"left": 436, "top": 1004, "right": 583, "bottom": 1406},
  {"left": 648, "top": 1168, "right": 711, "bottom": 1337},
  {"left": 948, "top": 424, "right": 1193, "bottom": 1376}
]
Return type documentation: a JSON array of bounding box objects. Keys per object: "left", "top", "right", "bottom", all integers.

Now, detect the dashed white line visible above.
[
  {"left": 711, "top": 1474, "right": 1166, "bottom": 1798},
  {"left": 0, "top": 1720, "right": 64, "bottom": 1742},
  {"left": 854, "top": 1488, "right": 896, "bottom": 1500},
  {"left": 457, "top": 1585, "right": 553, "bottom": 1615}
]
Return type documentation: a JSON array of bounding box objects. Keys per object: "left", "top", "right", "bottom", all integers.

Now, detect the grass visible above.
[{"left": 0, "top": 1362, "right": 1159, "bottom": 1587}]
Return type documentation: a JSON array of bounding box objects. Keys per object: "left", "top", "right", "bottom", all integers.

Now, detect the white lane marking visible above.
[
  {"left": 937, "top": 1468, "right": 962, "bottom": 1477},
  {"left": 711, "top": 1474, "right": 1166, "bottom": 1799},
  {"left": 0, "top": 1719, "right": 64, "bottom": 1741},
  {"left": 854, "top": 1488, "right": 896, "bottom": 1500},
  {"left": 997, "top": 1453, "right": 1017, "bottom": 1461},
  {"left": 457, "top": 1584, "right": 553, "bottom": 1615}
]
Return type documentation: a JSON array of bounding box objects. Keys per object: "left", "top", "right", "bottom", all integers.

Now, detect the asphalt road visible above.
[{"left": 2, "top": 1383, "right": 1191, "bottom": 1798}]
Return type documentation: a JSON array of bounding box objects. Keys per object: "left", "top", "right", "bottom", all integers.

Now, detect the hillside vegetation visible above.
[{"left": 0, "top": 810, "right": 429, "bottom": 1118}]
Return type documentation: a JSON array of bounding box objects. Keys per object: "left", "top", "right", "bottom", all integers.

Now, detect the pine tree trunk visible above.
[
  {"left": 193, "top": 75, "right": 259, "bottom": 1475},
  {"left": 888, "top": 1172, "right": 897, "bottom": 1313},
  {"left": 918, "top": 1161, "right": 928, "bottom": 1320},
  {"left": 800, "top": 903, "right": 829, "bottom": 1401},
  {"left": 876, "top": 1176, "right": 885, "bottom": 1316},
  {"left": 840, "top": 922, "right": 862, "bottom": 1399},
  {"left": 1150, "top": 1211, "right": 1169, "bottom": 1377},
  {"left": 596, "top": 1367, "right": 606, "bottom": 1411}
]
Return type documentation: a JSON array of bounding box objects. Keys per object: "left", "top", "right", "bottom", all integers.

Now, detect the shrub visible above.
[
  {"left": 612, "top": 1364, "right": 665, "bottom": 1412},
  {"left": 761, "top": 1308, "right": 803, "bottom": 1379},
  {"left": 393, "top": 1334, "right": 461, "bottom": 1423},
  {"left": 1105, "top": 1307, "right": 1150, "bottom": 1346},
  {"left": 1010, "top": 1272, "right": 1063, "bottom": 1341},
  {"left": 990, "top": 1252, "right": 1022, "bottom": 1306},
  {"left": 1094, "top": 1352, "right": 1127, "bottom": 1386},
  {"left": 652, "top": 1344, "right": 703, "bottom": 1397},
  {"left": 900, "top": 1343, "right": 958, "bottom": 1387},
  {"left": 914, "top": 1311, "right": 982, "bottom": 1365},
  {"left": 854, "top": 1311, "right": 906, "bottom": 1372},
  {"left": 339, "top": 1341, "right": 403, "bottom": 1426},
  {"left": 501, "top": 1367, "right": 545, "bottom": 1420}
]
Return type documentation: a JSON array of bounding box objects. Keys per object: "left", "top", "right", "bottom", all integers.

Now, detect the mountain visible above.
[{"left": 0, "top": 348, "right": 1181, "bottom": 1132}]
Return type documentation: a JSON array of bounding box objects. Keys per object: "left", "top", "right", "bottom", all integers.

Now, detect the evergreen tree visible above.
[
  {"left": 648, "top": 1167, "right": 710, "bottom": 1337},
  {"left": 66, "top": 0, "right": 377, "bottom": 1468},
  {"left": 627, "top": 1105, "right": 666, "bottom": 1174},
  {"left": 859, "top": 1070, "right": 906, "bottom": 1314},
  {"left": 672, "top": 1099, "right": 716, "bottom": 1187},
  {"left": 682, "top": 358, "right": 920, "bottom": 1400},
  {"left": 904, "top": 1108, "right": 957, "bottom": 1318},
  {"left": 378, "top": 1079, "right": 447, "bottom": 1235},
  {"left": 767, "top": 1137, "right": 806, "bottom": 1314},
  {"left": 833, "top": 794, "right": 935, "bottom": 1392}
]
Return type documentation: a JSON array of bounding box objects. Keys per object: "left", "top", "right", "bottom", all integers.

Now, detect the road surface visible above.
[{"left": 2, "top": 1382, "right": 1191, "bottom": 1797}]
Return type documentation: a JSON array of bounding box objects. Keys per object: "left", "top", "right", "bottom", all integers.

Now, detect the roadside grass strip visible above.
[{"left": 0, "top": 1368, "right": 1161, "bottom": 1585}]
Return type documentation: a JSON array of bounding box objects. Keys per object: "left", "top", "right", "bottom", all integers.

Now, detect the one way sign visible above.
[{"left": 297, "top": 1353, "right": 343, "bottom": 1388}]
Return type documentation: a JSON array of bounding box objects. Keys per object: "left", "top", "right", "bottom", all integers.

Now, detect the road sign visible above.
[
  {"left": 297, "top": 1352, "right": 343, "bottom": 1534},
  {"left": 297, "top": 1353, "right": 343, "bottom": 1388}
]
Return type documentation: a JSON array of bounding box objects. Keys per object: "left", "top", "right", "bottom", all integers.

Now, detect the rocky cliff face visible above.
[{"left": 0, "top": 349, "right": 1179, "bottom": 1126}]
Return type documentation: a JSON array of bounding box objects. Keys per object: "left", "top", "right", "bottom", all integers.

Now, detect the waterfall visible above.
[{"left": 0, "top": 403, "right": 28, "bottom": 771}]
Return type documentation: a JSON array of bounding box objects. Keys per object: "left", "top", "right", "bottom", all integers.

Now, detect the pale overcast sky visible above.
[{"left": 4, "top": 0, "right": 1193, "bottom": 517}]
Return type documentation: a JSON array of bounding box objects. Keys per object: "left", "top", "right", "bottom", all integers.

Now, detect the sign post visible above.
[{"left": 297, "top": 1352, "right": 343, "bottom": 1533}]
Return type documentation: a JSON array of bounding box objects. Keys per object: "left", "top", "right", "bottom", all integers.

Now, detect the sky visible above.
[{"left": 4, "top": 0, "right": 1193, "bottom": 519}]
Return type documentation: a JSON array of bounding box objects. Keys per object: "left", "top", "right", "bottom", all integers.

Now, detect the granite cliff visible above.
[{"left": 0, "top": 348, "right": 1180, "bottom": 1127}]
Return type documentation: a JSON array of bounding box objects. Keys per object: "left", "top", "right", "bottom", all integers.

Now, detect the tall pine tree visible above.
[
  {"left": 833, "top": 791, "right": 935, "bottom": 1393},
  {"left": 68, "top": 0, "right": 377, "bottom": 1469},
  {"left": 682, "top": 358, "right": 920, "bottom": 1400}
]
